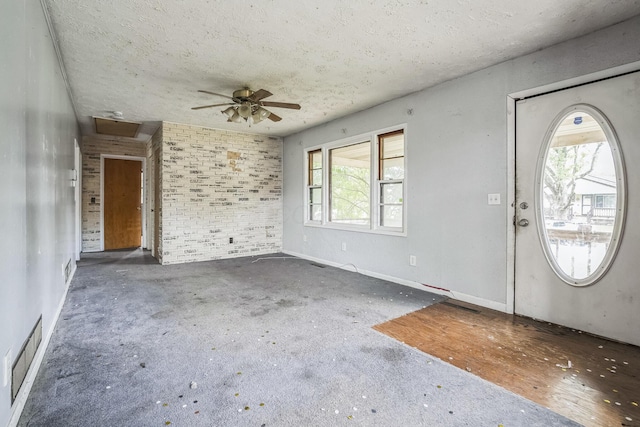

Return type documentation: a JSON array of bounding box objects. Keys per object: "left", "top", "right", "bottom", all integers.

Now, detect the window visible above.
[
  {"left": 378, "top": 131, "right": 404, "bottom": 228},
  {"left": 305, "top": 126, "right": 406, "bottom": 234},
  {"left": 539, "top": 107, "right": 625, "bottom": 285},
  {"left": 307, "top": 150, "right": 322, "bottom": 222},
  {"left": 330, "top": 142, "right": 371, "bottom": 225},
  {"left": 594, "top": 194, "right": 615, "bottom": 209},
  {"left": 582, "top": 194, "right": 616, "bottom": 217}
]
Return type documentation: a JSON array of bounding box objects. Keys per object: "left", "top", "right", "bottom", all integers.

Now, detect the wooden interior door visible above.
[{"left": 104, "top": 158, "right": 142, "bottom": 250}]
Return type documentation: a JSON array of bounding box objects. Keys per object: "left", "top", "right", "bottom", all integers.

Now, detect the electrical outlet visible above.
[
  {"left": 488, "top": 193, "right": 501, "bottom": 205},
  {"left": 303, "top": 235, "right": 307, "bottom": 242},
  {"left": 341, "top": 242, "right": 347, "bottom": 251},
  {"left": 409, "top": 255, "right": 417, "bottom": 266},
  {"left": 3, "top": 349, "right": 11, "bottom": 387}
]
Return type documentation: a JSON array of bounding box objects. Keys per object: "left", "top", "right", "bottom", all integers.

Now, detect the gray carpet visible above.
[{"left": 18, "top": 250, "right": 580, "bottom": 426}]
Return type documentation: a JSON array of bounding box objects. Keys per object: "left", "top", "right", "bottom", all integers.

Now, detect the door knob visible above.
[{"left": 518, "top": 218, "right": 529, "bottom": 227}]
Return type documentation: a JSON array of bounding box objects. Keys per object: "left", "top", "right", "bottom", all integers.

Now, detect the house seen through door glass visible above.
[{"left": 539, "top": 109, "right": 624, "bottom": 285}]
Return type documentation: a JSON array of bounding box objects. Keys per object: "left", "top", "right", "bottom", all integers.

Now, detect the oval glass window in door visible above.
[{"left": 537, "top": 105, "right": 626, "bottom": 286}]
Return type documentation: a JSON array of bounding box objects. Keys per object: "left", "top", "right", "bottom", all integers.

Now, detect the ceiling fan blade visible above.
[
  {"left": 191, "top": 103, "right": 234, "bottom": 110},
  {"left": 261, "top": 101, "right": 301, "bottom": 110},
  {"left": 197, "top": 90, "right": 234, "bottom": 100},
  {"left": 248, "top": 89, "right": 273, "bottom": 102},
  {"left": 267, "top": 111, "right": 282, "bottom": 122}
]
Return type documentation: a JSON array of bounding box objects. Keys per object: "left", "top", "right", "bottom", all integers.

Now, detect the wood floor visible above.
[{"left": 374, "top": 300, "right": 640, "bottom": 427}]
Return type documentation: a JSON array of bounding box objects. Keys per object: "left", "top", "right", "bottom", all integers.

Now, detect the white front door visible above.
[{"left": 514, "top": 72, "right": 640, "bottom": 346}]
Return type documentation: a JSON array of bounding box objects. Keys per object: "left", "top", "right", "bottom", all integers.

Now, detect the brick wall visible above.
[
  {"left": 81, "top": 137, "right": 146, "bottom": 252},
  {"left": 160, "top": 122, "right": 282, "bottom": 264}
]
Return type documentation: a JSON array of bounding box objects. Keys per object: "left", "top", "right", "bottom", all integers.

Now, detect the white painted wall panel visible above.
[
  {"left": 0, "top": 1, "right": 80, "bottom": 424},
  {"left": 0, "top": 3, "right": 29, "bottom": 421},
  {"left": 283, "top": 15, "right": 640, "bottom": 308}
]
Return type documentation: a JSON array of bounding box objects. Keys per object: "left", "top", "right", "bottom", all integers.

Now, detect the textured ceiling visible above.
[{"left": 43, "top": 0, "right": 640, "bottom": 141}]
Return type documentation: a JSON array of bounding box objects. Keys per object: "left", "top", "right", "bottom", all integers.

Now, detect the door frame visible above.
[
  {"left": 100, "top": 154, "right": 147, "bottom": 251},
  {"left": 152, "top": 145, "right": 161, "bottom": 260},
  {"left": 74, "top": 138, "right": 82, "bottom": 260},
  {"left": 506, "top": 61, "right": 640, "bottom": 314}
]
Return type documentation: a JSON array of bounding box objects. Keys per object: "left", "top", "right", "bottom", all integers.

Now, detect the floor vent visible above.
[
  {"left": 64, "top": 258, "right": 72, "bottom": 283},
  {"left": 310, "top": 263, "right": 326, "bottom": 268},
  {"left": 11, "top": 316, "right": 42, "bottom": 404}
]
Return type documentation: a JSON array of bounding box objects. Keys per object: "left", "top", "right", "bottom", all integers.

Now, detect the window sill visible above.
[{"left": 303, "top": 221, "right": 407, "bottom": 237}]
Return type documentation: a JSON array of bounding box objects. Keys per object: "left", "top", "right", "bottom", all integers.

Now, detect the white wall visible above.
[
  {"left": 282, "top": 16, "right": 640, "bottom": 309},
  {"left": 0, "top": 1, "right": 80, "bottom": 425}
]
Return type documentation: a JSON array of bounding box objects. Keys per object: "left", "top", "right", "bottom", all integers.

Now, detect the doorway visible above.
[
  {"left": 102, "top": 157, "right": 144, "bottom": 250},
  {"left": 514, "top": 72, "right": 640, "bottom": 346}
]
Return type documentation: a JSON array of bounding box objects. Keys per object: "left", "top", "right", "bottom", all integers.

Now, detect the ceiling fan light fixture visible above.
[
  {"left": 222, "top": 106, "right": 236, "bottom": 118},
  {"left": 238, "top": 102, "right": 252, "bottom": 119},
  {"left": 251, "top": 107, "right": 270, "bottom": 124},
  {"left": 257, "top": 107, "right": 271, "bottom": 120},
  {"left": 229, "top": 110, "right": 243, "bottom": 123}
]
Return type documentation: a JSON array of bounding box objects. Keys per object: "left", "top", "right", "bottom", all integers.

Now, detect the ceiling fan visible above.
[{"left": 192, "top": 88, "right": 301, "bottom": 124}]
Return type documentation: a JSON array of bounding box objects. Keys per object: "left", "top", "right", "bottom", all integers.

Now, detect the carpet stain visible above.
[
  {"left": 151, "top": 310, "right": 173, "bottom": 319},
  {"left": 359, "top": 345, "right": 406, "bottom": 362},
  {"left": 56, "top": 369, "right": 81, "bottom": 380},
  {"left": 250, "top": 307, "right": 271, "bottom": 317},
  {"left": 276, "top": 299, "right": 297, "bottom": 308},
  {"left": 380, "top": 347, "right": 406, "bottom": 362}
]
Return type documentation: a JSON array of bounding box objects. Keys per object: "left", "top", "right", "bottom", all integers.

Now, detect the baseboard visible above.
[
  {"left": 282, "top": 250, "right": 507, "bottom": 313},
  {"left": 8, "top": 263, "right": 76, "bottom": 427},
  {"left": 81, "top": 248, "right": 101, "bottom": 253}
]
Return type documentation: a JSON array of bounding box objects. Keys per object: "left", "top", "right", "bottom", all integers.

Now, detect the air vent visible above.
[
  {"left": 94, "top": 116, "right": 141, "bottom": 138},
  {"left": 12, "top": 316, "right": 42, "bottom": 403},
  {"left": 64, "top": 258, "right": 72, "bottom": 284}
]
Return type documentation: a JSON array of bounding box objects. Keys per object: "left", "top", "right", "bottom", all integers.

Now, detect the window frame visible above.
[
  {"left": 303, "top": 125, "right": 407, "bottom": 236},
  {"left": 377, "top": 130, "right": 405, "bottom": 232},
  {"left": 307, "top": 149, "right": 323, "bottom": 223}
]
